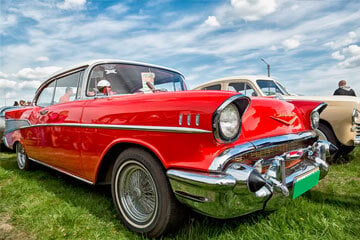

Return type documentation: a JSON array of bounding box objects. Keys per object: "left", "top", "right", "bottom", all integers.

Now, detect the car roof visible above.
[
  {"left": 47, "top": 59, "right": 184, "bottom": 80},
  {"left": 36, "top": 59, "right": 185, "bottom": 96},
  {"left": 194, "top": 75, "right": 276, "bottom": 89}
]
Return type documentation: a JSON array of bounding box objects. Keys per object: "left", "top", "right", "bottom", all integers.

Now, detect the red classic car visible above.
[{"left": 3, "top": 60, "right": 335, "bottom": 237}]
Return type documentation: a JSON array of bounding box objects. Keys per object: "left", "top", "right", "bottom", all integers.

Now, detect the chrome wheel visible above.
[
  {"left": 115, "top": 160, "right": 158, "bottom": 228},
  {"left": 16, "top": 143, "right": 27, "bottom": 169}
]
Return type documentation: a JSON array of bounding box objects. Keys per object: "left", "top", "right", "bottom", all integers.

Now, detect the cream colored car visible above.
[{"left": 194, "top": 76, "right": 360, "bottom": 161}]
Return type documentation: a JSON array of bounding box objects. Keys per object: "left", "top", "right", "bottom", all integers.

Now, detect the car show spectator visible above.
[
  {"left": 59, "top": 87, "right": 74, "bottom": 103},
  {"left": 13, "top": 101, "right": 19, "bottom": 106},
  {"left": 333, "top": 80, "right": 356, "bottom": 96},
  {"left": 19, "top": 100, "right": 26, "bottom": 106}
]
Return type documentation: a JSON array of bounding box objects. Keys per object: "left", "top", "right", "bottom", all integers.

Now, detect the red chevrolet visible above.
[{"left": 3, "top": 59, "right": 334, "bottom": 237}]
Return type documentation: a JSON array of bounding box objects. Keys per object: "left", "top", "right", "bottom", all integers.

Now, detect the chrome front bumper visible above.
[{"left": 167, "top": 134, "right": 333, "bottom": 219}]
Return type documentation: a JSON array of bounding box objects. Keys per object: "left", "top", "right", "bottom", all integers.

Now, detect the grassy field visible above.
[{"left": 0, "top": 150, "right": 359, "bottom": 240}]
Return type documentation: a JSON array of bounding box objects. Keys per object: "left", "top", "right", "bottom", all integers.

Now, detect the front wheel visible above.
[{"left": 111, "top": 148, "right": 186, "bottom": 237}]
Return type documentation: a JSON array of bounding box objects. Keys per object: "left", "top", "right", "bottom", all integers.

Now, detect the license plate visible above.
[{"left": 292, "top": 168, "right": 320, "bottom": 199}]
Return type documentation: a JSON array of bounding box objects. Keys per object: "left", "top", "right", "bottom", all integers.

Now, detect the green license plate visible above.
[{"left": 292, "top": 169, "right": 320, "bottom": 199}]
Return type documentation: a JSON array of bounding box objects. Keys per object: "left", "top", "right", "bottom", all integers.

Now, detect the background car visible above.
[
  {"left": 0, "top": 106, "right": 18, "bottom": 151},
  {"left": 4, "top": 60, "right": 333, "bottom": 237},
  {"left": 194, "top": 76, "right": 360, "bottom": 162}
]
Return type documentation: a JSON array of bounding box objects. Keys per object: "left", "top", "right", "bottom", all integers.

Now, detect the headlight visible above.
[
  {"left": 311, "top": 111, "right": 320, "bottom": 129},
  {"left": 352, "top": 108, "right": 359, "bottom": 123},
  {"left": 218, "top": 103, "right": 240, "bottom": 140}
]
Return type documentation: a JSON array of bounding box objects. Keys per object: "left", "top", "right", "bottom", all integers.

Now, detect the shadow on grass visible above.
[
  {"left": 303, "top": 190, "right": 360, "bottom": 210},
  {"left": 0, "top": 155, "right": 277, "bottom": 239}
]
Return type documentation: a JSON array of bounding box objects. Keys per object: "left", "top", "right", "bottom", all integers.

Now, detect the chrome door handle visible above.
[{"left": 39, "top": 109, "right": 49, "bottom": 115}]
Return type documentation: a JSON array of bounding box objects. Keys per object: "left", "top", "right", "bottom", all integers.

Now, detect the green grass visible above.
[{"left": 0, "top": 150, "right": 359, "bottom": 240}]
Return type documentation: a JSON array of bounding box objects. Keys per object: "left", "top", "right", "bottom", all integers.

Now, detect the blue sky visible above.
[{"left": 0, "top": 0, "right": 359, "bottom": 106}]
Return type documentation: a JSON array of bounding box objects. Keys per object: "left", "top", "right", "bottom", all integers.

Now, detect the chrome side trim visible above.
[
  {"left": 195, "top": 114, "right": 200, "bottom": 126},
  {"left": 179, "top": 114, "right": 183, "bottom": 126},
  {"left": 16, "top": 123, "right": 211, "bottom": 134},
  {"left": 29, "top": 158, "right": 94, "bottom": 185},
  {"left": 209, "top": 131, "right": 317, "bottom": 172}
]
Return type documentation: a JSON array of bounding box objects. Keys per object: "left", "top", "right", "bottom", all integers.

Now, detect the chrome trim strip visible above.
[
  {"left": 179, "top": 114, "right": 183, "bottom": 126},
  {"left": 187, "top": 114, "right": 191, "bottom": 126},
  {"left": 195, "top": 114, "right": 200, "bottom": 126},
  {"left": 209, "top": 131, "right": 317, "bottom": 172},
  {"left": 29, "top": 158, "right": 94, "bottom": 185},
  {"left": 17, "top": 123, "right": 211, "bottom": 134}
]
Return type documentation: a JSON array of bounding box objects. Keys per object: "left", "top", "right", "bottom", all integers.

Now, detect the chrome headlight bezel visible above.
[
  {"left": 218, "top": 103, "right": 240, "bottom": 141},
  {"left": 310, "top": 111, "right": 320, "bottom": 129},
  {"left": 213, "top": 95, "right": 250, "bottom": 143},
  {"left": 310, "top": 103, "right": 327, "bottom": 130}
]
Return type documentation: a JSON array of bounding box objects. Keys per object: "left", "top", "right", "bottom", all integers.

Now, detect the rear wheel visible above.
[
  {"left": 111, "top": 148, "right": 186, "bottom": 237},
  {"left": 16, "top": 142, "right": 31, "bottom": 170}
]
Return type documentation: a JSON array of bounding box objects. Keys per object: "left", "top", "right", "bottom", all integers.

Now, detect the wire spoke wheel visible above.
[
  {"left": 116, "top": 160, "right": 158, "bottom": 227},
  {"left": 16, "top": 143, "right": 27, "bottom": 169}
]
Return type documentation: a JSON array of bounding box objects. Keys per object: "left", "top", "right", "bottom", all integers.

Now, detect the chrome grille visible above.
[
  {"left": 356, "top": 123, "right": 360, "bottom": 137},
  {"left": 232, "top": 140, "right": 309, "bottom": 165}
]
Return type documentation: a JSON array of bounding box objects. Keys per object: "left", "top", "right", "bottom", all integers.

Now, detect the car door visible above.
[{"left": 32, "top": 70, "right": 86, "bottom": 176}]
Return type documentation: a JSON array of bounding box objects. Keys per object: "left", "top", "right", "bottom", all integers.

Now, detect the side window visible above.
[
  {"left": 53, "top": 72, "right": 81, "bottom": 104},
  {"left": 204, "top": 84, "right": 221, "bottom": 90},
  {"left": 37, "top": 81, "right": 56, "bottom": 107},
  {"left": 228, "top": 82, "right": 245, "bottom": 93},
  {"left": 228, "top": 82, "right": 258, "bottom": 97}
]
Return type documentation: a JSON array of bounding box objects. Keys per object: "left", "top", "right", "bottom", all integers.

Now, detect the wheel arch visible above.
[
  {"left": 94, "top": 140, "right": 166, "bottom": 185},
  {"left": 319, "top": 118, "right": 340, "bottom": 144}
]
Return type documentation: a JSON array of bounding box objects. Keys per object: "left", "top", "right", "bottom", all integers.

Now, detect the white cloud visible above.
[
  {"left": 17, "top": 80, "right": 42, "bottom": 89},
  {"left": 36, "top": 56, "right": 49, "bottom": 62},
  {"left": 342, "top": 44, "right": 360, "bottom": 56},
  {"left": 13, "top": 66, "right": 62, "bottom": 80},
  {"left": 282, "top": 36, "right": 301, "bottom": 50},
  {"left": 0, "top": 79, "right": 17, "bottom": 88},
  {"left": 338, "top": 44, "right": 360, "bottom": 68},
  {"left": 204, "top": 16, "right": 220, "bottom": 27},
  {"left": 57, "top": 0, "right": 86, "bottom": 10},
  {"left": 324, "top": 31, "right": 357, "bottom": 49},
  {"left": 230, "top": 0, "right": 279, "bottom": 21},
  {"left": 0, "top": 71, "right": 9, "bottom": 78},
  {"left": 331, "top": 51, "right": 345, "bottom": 60},
  {"left": 0, "top": 14, "right": 17, "bottom": 34}
]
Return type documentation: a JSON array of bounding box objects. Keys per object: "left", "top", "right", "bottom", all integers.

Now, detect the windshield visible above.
[
  {"left": 256, "top": 80, "right": 289, "bottom": 96},
  {"left": 87, "top": 63, "right": 186, "bottom": 96}
]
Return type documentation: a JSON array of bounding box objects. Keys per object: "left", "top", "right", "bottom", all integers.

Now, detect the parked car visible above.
[
  {"left": 0, "top": 106, "right": 19, "bottom": 151},
  {"left": 194, "top": 76, "right": 360, "bottom": 162},
  {"left": 3, "top": 60, "right": 334, "bottom": 237}
]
